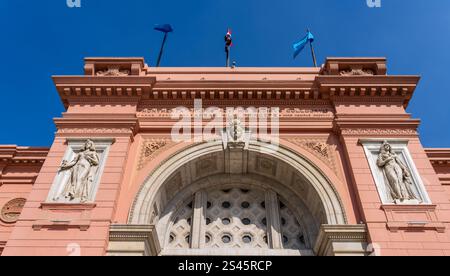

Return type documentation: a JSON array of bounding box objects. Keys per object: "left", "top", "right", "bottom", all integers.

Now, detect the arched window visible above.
[{"left": 164, "top": 186, "right": 310, "bottom": 255}]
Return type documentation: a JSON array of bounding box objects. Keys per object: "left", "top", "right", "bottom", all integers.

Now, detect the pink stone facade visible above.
[{"left": 1, "top": 57, "right": 449, "bottom": 256}]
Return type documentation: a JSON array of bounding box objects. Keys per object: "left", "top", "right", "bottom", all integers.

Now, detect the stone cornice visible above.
[
  {"left": 152, "top": 80, "right": 315, "bottom": 90},
  {"left": 0, "top": 146, "right": 48, "bottom": 166},
  {"left": 425, "top": 148, "right": 450, "bottom": 167},
  {"left": 316, "top": 76, "right": 420, "bottom": 108},
  {"left": 52, "top": 57, "right": 422, "bottom": 110},
  {"left": 54, "top": 113, "right": 138, "bottom": 123},
  {"left": 335, "top": 114, "right": 421, "bottom": 129},
  {"left": 52, "top": 75, "right": 156, "bottom": 109},
  {"left": 54, "top": 113, "right": 138, "bottom": 136},
  {"left": 0, "top": 146, "right": 48, "bottom": 186}
]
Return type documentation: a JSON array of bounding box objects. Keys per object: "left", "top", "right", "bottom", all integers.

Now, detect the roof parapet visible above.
[
  {"left": 321, "top": 57, "right": 387, "bottom": 76},
  {"left": 84, "top": 57, "right": 146, "bottom": 76}
]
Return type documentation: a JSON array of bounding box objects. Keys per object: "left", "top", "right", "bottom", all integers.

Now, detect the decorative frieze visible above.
[
  {"left": 137, "top": 107, "right": 334, "bottom": 119},
  {"left": 58, "top": 128, "right": 133, "bottom": 134},
  {"left": 341, "top": 128, "right": 417, "bottom": 137}
]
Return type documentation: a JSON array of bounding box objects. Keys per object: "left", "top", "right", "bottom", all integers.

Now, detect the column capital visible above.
[
  {"left": 107, "top": 224, "right": 161, "bottom": 256},
  {"left": 314, "top": 224, "right": 368, "bottom": 256}
]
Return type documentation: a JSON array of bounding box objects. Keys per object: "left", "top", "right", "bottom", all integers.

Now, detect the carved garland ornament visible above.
[
  {"left": 96, "top": 66, "right": 130, "bottom": 77},
  {"left": 138, "top": 139, "right": 174, "bottom": 170},
  {"left": 339, "top": 69, "right": 375, "bottom": 76},
  {"left": 285, "top": 138, "right": 338, "bottom": 174}
]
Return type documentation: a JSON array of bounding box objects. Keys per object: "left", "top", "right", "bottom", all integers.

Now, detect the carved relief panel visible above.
[
  {"left": 0, "top": 198, "right": 26, "bottom": 223},
  {"left": 47, "top": 139, "right": 114, "bottom": 204},
  {"left": 361, "top": 140, "right": 431, "bottom": 205}
]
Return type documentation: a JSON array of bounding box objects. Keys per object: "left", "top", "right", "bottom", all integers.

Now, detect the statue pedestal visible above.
[{"left": 393, "top": 199, "right": 421, "bottom": 205}]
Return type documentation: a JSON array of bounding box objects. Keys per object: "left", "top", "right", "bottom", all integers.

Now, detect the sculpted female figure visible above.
[
  {"left": 57, "top": 140, "right": 99, "bottom": 203},
  {"left": 376, "top": 141, "right": 419, "bottom": 203}
]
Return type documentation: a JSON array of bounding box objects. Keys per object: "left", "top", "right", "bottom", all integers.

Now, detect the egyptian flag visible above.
[{"left": 225, "top": 29, "right": 233, "bottom": 53}]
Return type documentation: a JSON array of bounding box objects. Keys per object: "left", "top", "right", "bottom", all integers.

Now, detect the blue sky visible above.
[{"left": 0, "top": 0, "right": 449, "bottom": 147}]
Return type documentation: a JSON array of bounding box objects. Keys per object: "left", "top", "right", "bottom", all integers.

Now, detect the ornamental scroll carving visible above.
[
  {"left": 96, "top": 66, "right": 130, "bottom": 77},
  {"left": 339, "top": 69, "right": 375, "bottom": 76},
  {"left": 138, "top": 139, "right": 174, "bottom": 170},
  {"left": 285, "top": 138, "right": 338, "bottom": 175}
]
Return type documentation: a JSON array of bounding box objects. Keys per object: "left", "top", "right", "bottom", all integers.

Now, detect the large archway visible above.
[
  {"left": 157, "top": 174, "right": 319, "bottom": 255},
  {"left": 108, "top": 141, "right": 367, "bottom": 256}
]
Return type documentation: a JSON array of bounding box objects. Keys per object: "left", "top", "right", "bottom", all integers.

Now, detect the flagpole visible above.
[
  {"left": 156, "top": 32, "right": 168, "bottom": 67},
  {"left": 307, "top": 28, "right": 317, "bottom": 67},
  {"left": 309, "top": 40, "right": 317, "bottom": 67},
  {"left": 226, "top": 47, "right": 230, "bottom": 67},
  {"left": 225, "top": 29, "right": 232, "bottom": 68}
]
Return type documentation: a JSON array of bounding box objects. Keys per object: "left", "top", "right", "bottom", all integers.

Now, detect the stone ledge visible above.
[
  {"left": 40, "top": 203, "right": 97, "bottom": 211},
  {"left": 32, "top": 219, "right": 91, "bottom": 231},
  {"left": 381, "top": 205, "right": 445, "bottom": 233},
  {"left": 0, "top": 241, "right": 6, "bottom": 255}
]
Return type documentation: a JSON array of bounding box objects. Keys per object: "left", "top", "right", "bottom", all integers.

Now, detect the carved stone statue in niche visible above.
[
  {"left": 377, "top": 141, "right": 420, "bottom": 203},
  {"left": 56, "top": 139, "right": 100, "bottom": 203}
]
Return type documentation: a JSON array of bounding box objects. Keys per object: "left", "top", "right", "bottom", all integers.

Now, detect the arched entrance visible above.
[
  {"left": 107, "top": 141, "right": 368, "bottom": 256},
  {"left": 160, "top": 175, "right": 316, "bottom": 255}
]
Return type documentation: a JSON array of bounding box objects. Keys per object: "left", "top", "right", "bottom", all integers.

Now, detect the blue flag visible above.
[
  {"left": 293, "top": 31, "right": 314, "bottom": 59},
  {"left": 154, "top": 24, "right": 173, "bottom": 33}
]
